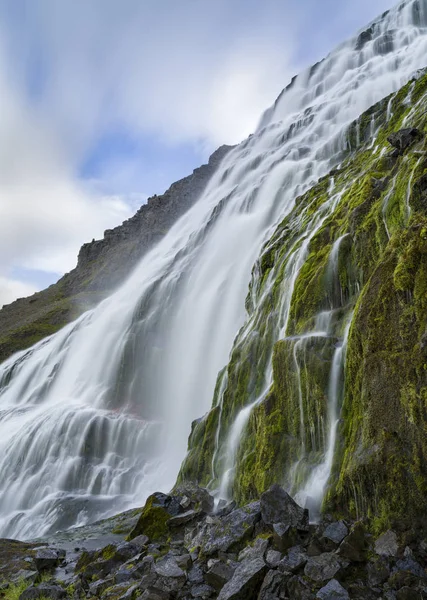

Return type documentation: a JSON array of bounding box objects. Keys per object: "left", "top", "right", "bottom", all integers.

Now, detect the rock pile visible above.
[{"left": 1, "top": 485, "right": 427, "bottom": 599}]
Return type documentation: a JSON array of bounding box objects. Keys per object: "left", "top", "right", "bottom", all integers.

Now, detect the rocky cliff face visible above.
[
  {"left": 179, "top": 72, "right": 427, "bottom": 533},
  {"left": 0, "top": 145, "right": 232, "bottom": 364}
]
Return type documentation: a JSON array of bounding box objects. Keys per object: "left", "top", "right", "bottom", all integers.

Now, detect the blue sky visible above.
[{"left": 0, "top": 0, "right": 394, "bottom": 306}]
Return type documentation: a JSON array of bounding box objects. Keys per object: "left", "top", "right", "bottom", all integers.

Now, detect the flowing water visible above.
[{"left": 1, "top": 0, "right": 427, "bottom": 539}]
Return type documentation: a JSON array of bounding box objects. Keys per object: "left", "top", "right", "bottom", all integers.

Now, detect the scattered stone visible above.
[
  {"left": 287, "top": 575, "right": 315, "bottom": 600},
  {"left": 322, "top": 521, "right": 348, "bottom": 549},
  {"left": 175, "top": 554, "right": 192, "bottom": 570},
  {"left": 375, "top": 530, "right": 399, "bottom": 557},
  {"left": 206, "top": 560, "right": 235, "bottom": 591},
  {"left": 19, "top": 584, "right": 66, "bottom": 600},
  {"left": 338, "top": 521, "right": 367, "bottom": 562},
  {"left": 190, "top": 583, "right": 215, "bottom": 598},
  {"left": 265, "top": 549, "right": 282, "bottom": 568},
  {"left": 188, "top": 502, "right": 261, "bottom": 556},
  {"left": 217, "top": 558, "right": 268, "bottom": 600},
  {"left": 258, "top": 570, "right": 288, "bottom": 600},
  {"left": 260, "top": 485, "right": 309, "bottom": 530},
  {"left": 131, "top": 534, "right": 149, "bottom": 549},
  {"left": 34, "top": 548, "right": 62, "bottom": 571},
  {"left": 168, "top": 510, "right": 202, "bottom": 528},
  {"left": 154, "top": 556, "right": 185, "bottom": 579},
  {"left": 304, "top": 553, "right": 342, "bottom": 583},
  {"left": 272, "top": 523, "right": 297, "bottom": 552},
  {"left": 238, "top": 537, "right": 269, "bottom": 562},
  {"left": 316, "top": 579, "right": 349, "bottom": 600},
  {"left": 279, "top": 546, "right": 307, "bottom": 574},
  {"left": 11, "top": 570, "right": 38, "bottom": 584}
]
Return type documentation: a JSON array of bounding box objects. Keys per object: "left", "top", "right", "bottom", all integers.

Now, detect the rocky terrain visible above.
[
  {"left": 0, "top": 145, "right": 232, "bottom": 364},
  {"left": 1, "top": 484, "right": 426, "bottom": 600}
]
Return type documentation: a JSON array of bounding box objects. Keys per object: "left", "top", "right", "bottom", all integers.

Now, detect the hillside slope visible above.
[{"left": 0, "top": 145, "right": 232, "bottom": 363}]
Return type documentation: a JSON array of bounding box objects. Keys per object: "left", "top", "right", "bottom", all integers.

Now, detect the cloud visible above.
[
  {"left": 0, "top": 0, "right": 397, "bottom": 305},
  {"left": 0, "top": 277, "right": 37, "bottom": 309}
]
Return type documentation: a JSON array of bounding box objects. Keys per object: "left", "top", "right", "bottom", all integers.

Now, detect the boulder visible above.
[
  {"left": 321, "top": 522, "right": 348, "bottom": 549},
  {"left": 260, "top": 485, "right": 309, "bottom": 530},
  {"left": 304, "top": 553, "right": 343, "bottom": 583},
  {"left": 129, "top": 492, "right": 183, "bottom": 541},
  {"left": 279, "top": 546, "right": 307, "bottom": 574},
  {"left": 34, "top": 548, "right": 63, "bottom": 571},
  {"left": 316, "top": 579, "right": 349, "bottom": 600},
  {"left": 19, "top": 584, "right": 66, "bottom": 600},
  {"left": 238, "top": 537, "right": 269, "bottom": 562},
  {"left": 190, "top": 583, "right": 215, "bottom": 598},
  {"left": 168, "top": 509, "right": 202, "bottom": 528},
  {"left": 287, "top": 575, "right": 315, "bottom": 600},
  {"left": 272, "top": 523, "right": 297, "bottom": 553},
  {"left": 217, "top": 558, "right": 268, "bottom": 600},
  {"left": 258, "top": 570, "right": 289, "bottom": 600},
  {"left": 188, "top": 502, "right": 261, "bottom": 556},
  {"left": 206, "top": 560, "right": 235, "bottom": 591},
  {"left": 338, "top": 521, "right": 367, "bottom": 562},
  {"left": 387, "top": 128, "right": 423, "bottom": 154},
  {"left": 375, "top": 530, "right": 399, "bottom": 557},
  {"left": 154, "top": 556, "right": 185, "bottom": 579},
  {"left": 266, "top": 549, "right": 282, "bottom": 568}
]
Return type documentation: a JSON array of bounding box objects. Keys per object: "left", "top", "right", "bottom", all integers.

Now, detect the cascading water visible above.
[{"left": 1, "top": 0, "right": 427, "bottom": 539}]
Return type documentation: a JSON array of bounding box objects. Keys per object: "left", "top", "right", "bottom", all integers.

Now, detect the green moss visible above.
[
  {"left": 2, "top": 580, "right": 29, "bottom": 600},
  {"left": 127, "top": 494, "right": 170, "bottom": 541},
  {"left": 179, "top": 69, "right": 427, "bottom": 527}
]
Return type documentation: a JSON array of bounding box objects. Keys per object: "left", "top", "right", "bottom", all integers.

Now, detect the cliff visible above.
[
  {"left": 179, "top": 71, "right": 427, "bottom": 533},
  {"left": 0, "top": 145, "right": 232, "bottom": 364}
]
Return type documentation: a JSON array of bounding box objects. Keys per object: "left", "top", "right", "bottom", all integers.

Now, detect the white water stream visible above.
[{"left": 1, "top": 0, "right": 427, "bottom": 539}]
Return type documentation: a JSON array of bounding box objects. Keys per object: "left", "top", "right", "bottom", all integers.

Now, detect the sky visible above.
[{"left": 0, "top": 0, "right": 395, "bottom": 307}]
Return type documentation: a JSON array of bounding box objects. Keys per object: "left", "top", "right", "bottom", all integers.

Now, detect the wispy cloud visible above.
[{"left": 0, "top": 0, "right": 396, "bottom": 304}]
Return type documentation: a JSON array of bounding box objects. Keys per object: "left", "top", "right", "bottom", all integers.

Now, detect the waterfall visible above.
[{"left": 1, "top": 0, "right": 427, "bottom": 540}]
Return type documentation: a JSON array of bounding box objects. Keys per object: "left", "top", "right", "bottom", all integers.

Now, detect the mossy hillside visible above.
[
  {"left": 326, "top": 218, "right": 427, "bottom": 532},
  {"left": 179, "top": 71, "right": 427, "bottom": 517}
]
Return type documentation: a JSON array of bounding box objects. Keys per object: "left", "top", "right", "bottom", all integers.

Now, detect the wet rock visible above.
[
  {"left": 188, "top": 502, "right": 261, "bottom": 556},
  {"left": 140, "top": 589, "right": 171, "bottom": 600},
  {"left": 338, "top": 521, "right": 367, "bottom": 562},
  {"left": 190, "top": 583, "right": 215, "bottom": 598},
  {"left": 130, "top": 534, "right": 149, "bottom": 549},
  {"left": 272, "top": 523, "right": 297, "bottom": 552},
  {"left": 19, "top": 584, "right": 66, "bottom": 600},
  {"left": 260, "top": 485, "right": 309, "bottom": 530},
  {"left": 287, "top": 575, "right": 315, "bottom": 600},
  {"left": 154, "top": 556, "right": 185, "bottom": 579},
  {"left": 168, "top": 510, "right": 202, "bottom": 528},
  {"left": 279, "top": 546, "right": 307, "bottom": 574},
  {"left": 266, "top": 549, "right": 282, "bottom": 568},
  {"left": 238, "top": 537, "right": 269, "bottom": 562},
  {"left": 375, "top": 530, "right": 399, "bottom": 557},
  {"left": 367, "top": 557, "right": 391, "bottom": 586},
  {"left": 175, "top": 554, "right": 192, "bottom": 570},
  {"left": 217, "top": 558, "right": 268, "bottom": 600},
  {"left": 205, "top": 560, "right": 235, "bottom": 591},
  {"left": 187, "top": 565, "right": 204, "bottom": 584},
  {"left": 322, "top": 521, "right": 348, "bottom": 549},
  {"left": 396, "top": 587, "right": 425, "bottom": 600},
  {"left": 316, "top": 579, "right": 349, "bottom": 600},
  {"left": 258, "top": 570, "right": 288, "bottom": 600},
  {"left": 387, "top": 128, "right": 423, "bottom": 154},
  {"left": 304, "top": 553, "right": 343, "bottom": 583},
  {"left": 34, "top": 548, "right": 63, "bottom": 571},
  {"left": 89, "top": 579, "right": 112, "bottom": 596},
  {"left": 12, "top": 570, "right": 39, "bottom": 584},
  {"left": 129, "top": 492, "right": 183, "bottom": 541},
  {"left": 393, "top": 556, "right": 425, "bottom": 578},
  {"left": 173, "top": 483, "right": 215, "bottom": 514},
  {"left": 119, "top": 584, "right": 140, "bottom": 600}
]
